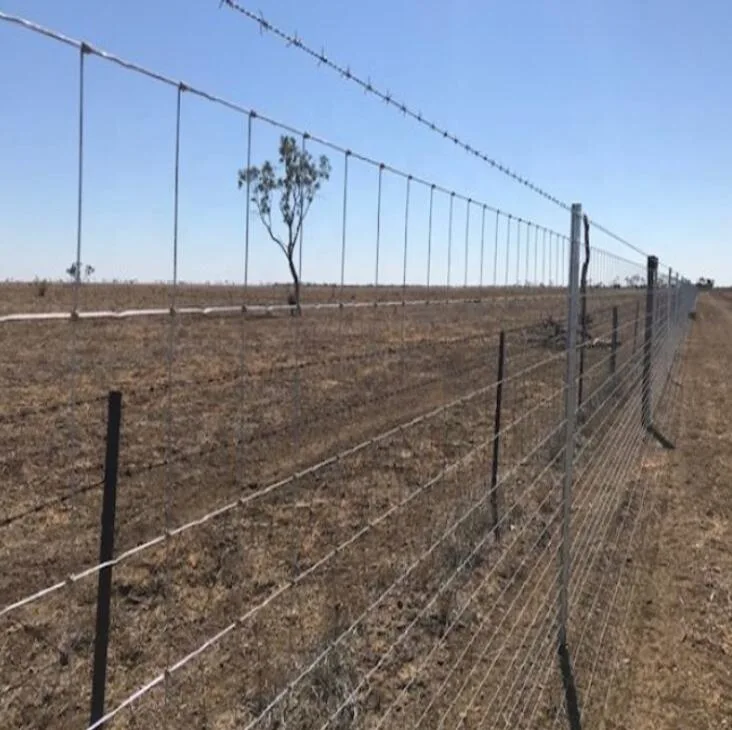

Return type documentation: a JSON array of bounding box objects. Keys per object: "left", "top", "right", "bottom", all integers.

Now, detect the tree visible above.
[
  {"left": 238, "top": 135, "right": 331, "bottom": 314},
  {"left": 66, "top": 262, "right": 95, "bottom": 282}
]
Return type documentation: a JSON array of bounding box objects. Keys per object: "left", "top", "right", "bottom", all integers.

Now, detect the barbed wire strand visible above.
[
  {"left": 220, "top": 0, "right": 663, "bottom": 263},
  {"left": 220, "top": 0, "right": 571, "bottom": 209}
]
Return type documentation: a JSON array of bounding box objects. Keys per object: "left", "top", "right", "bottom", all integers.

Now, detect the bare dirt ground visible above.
[
  {"left": 0, "top": 280, "right": 687, "bottom": 729},
  {"left": 602, "top": 291, "right": 732, "bottom": 729}
]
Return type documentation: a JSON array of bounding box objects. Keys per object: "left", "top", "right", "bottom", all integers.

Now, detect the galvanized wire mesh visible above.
[{"left": 0, "top": 12, "right": 699, "bottom": 730}]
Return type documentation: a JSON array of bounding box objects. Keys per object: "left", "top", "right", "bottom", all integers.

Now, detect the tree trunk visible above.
[{"left": 288, "top": 255, "right": 302, "bottom": 316}]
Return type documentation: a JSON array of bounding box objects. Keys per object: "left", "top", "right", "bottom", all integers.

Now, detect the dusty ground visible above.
[
  {"left": 0, "top": 280, "right": 693, "bottom": 729},
  {"left": 600, "top": 291, "right": 732, "bottom": 729}
]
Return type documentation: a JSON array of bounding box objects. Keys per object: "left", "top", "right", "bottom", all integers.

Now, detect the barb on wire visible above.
[
  {"left": 220, "top": 0, "right": 569, "bottom": 210},
  {"left": 221, "top": 0, "right": 655, "bottom": 262}
]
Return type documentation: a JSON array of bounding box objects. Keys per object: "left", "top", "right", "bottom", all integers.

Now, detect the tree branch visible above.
[
  {"left": 292, "top": 195, "right": 315, "bottom": 250},
  {"left": 256, "top": 204, "right": 287, "bottom": 257}
]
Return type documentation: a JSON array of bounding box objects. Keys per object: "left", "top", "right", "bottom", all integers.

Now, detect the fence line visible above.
[{"left": 0, "top": 10, "right": 699, "bottom": 730}]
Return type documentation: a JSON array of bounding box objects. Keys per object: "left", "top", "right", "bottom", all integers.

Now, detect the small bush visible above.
[{"left": 35, "top": 278, "right": 48, "bottom": 297}]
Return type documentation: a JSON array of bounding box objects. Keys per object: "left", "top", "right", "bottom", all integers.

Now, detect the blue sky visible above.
[{"left": 0, "top": 0, "right": 729, "bottom": 288}]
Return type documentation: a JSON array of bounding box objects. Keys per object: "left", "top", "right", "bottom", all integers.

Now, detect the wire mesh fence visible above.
[{"left": 0, "top": 11, "right": 699, "bottom": 730}]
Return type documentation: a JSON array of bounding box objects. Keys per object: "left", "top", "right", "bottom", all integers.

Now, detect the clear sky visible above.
[{"left": 0, "top": 0, "right": 729, "bottom": 288}]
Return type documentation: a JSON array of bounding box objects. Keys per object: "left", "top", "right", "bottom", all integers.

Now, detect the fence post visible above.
[
  {"left": 560, "top": 205, "right": 581, "bottom": 639},
  {"left": 90, "top": 390, "right": 123, "bottom": 727},
  {"left": 610, "top": 306, "right": 619, "bottom": 376},
  {"left": 642, "top": 256, "right": 658, "bottom": 430},
  {"left": 558, "top": 203, "right": 582, "bottom": 729},
  {"left": 490, "top": 330, "right": 505, "bottom": 540},
  {"left": 576, "top": 216, "right": 589, "bottom": 411}
]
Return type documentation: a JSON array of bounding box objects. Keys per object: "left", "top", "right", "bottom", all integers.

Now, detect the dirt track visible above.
[{"left": 603, "top": 291, "right": 732, "bottom": 729}]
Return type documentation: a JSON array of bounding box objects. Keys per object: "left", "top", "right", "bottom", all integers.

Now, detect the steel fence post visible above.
[
  {"left": 490, "top": 330, "right": 506, "bottom": 540},
  {"left": 557, "top": 203, "right": 583, "bottom": 730},
  {"left": 560, "top": 204, "right": 581, "bottom": 642},
  {"left": 90, "top": 391, "right": 123, "bottom": 727},
  {"left": 642, "top": 255, "right": 658, "bottom": 429}
]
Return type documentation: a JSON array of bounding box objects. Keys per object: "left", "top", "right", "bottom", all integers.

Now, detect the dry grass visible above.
[
  {"left": 600, "top": 291, "right": 732, "bottom": 729},
  {"left": 0, "top": 282, "right": 673, "bottom": 729}
]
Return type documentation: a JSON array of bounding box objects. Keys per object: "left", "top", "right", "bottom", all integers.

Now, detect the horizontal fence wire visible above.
[
  {"left": 0, "top": 9, "right": 699, "bottom": 730},
  {"left": 0, "top": 307, "right": 645, "bottom": 618}
]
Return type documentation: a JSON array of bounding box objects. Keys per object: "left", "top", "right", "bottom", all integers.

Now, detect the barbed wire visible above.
[
  {"left": 0, "top": 13, "right": 697, "bottom": 727},
  {"left": 221, "top": 0, "right": 651, "bottom": 260},
  {"left": 220, "top": 0, "right": 568, "bottom": 210}
]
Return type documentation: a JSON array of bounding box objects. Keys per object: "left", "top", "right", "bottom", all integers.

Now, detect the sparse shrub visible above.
[{"left": 34, "top": 277, "right": 48, "bottom": 297}]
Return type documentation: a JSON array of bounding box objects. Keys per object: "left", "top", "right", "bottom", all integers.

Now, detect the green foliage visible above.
[{"left": 238, "top": 135, "right": 331, "bottom": 313}]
